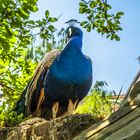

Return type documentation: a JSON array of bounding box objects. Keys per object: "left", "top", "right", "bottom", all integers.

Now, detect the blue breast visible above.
[{"left": 44, "top": 33, "right": 92, "bottom": 103}]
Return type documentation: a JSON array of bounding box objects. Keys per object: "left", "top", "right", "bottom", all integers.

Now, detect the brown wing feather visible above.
[{"left": 25, "top": 49, "right": 61, "bottom": 116}]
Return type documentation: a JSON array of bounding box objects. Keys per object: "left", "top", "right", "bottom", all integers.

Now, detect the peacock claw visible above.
[
  {"left": 52, "top": 101, "right": 59, "bottom": 119},
  {"left": 35, "top": 88, "right": 45, "bottom": 116},
  {"left": 67, "top": 99, "right": 78, "bottom": 115}
]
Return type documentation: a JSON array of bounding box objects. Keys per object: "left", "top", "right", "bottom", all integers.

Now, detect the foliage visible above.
[
  {"left": 75, "top": 81, "right": 115, "bottom": 119},
  {"left": 27, "top": 27, "right": 65, "bottom": 63},
  {"left": 0, "top": 0, "right": 123, "bottom": 126},
  {"left": 0, "top": 0, "right": 59, "bottom": 126},
  {"left": 79, "top": 0, "right": 124, "bottom": 41}
]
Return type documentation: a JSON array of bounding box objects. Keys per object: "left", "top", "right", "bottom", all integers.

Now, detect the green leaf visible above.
[
  {"left": 89, "top": 1, "right": 96, "bottom": 8},
  {"left": 26, "top": 20, "right": 35, "bottom": 24},
  {"left": 116, "top": 12, "right": 124, "bottom": 19},
  {"left": 45, "top": 10, "right": 50, "bottom": 18},
  {"left": 48, "top": 25, "right": 55, "bottom": 32},
  {"left": 114, "top": 35, "right": 120, "bottom": 41},
  {"left": 106, "top": 34, "right": 110, "bottom": 39},
  {"left": 79, "top": 7, "right": 85, "bottom": 14},
  {"left": 79, "top": 2, "right": 87, "bottom": 7},
  {"left": 87, "top": 24, "right": 92, "bottom": 32},
  {"left": 116, "top": 12, "right": 124, "bottom": 16},
  {"left": 80, "top": 21, "right": 88, "bottom": 26},
  {"left": 48, "top": 17, "right": 57, "bottom": 22},
  {"left": 87, "top": 14, "right": 93, "bottom": 21}
]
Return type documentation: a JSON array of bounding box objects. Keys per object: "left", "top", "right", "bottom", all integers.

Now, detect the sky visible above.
[{"left": 30, "top": 0, "right": 140, "bottom": 94}]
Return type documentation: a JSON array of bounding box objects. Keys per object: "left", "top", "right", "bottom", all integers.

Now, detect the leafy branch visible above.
[{"left": 79, "top": 0, "right": 124, "bottom": 41}]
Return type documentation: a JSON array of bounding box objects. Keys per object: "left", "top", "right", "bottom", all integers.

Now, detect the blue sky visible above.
[{"left": 31, "top": 0, "right": 140, "bottom": 93}]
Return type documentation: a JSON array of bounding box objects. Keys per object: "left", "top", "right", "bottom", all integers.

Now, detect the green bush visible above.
[{"left": 75, "top": 81, "right": 115, "bottom": 119}]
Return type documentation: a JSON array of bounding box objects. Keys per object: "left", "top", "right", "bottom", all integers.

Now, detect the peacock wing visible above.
[{"left": 25, "top": 49, "right": 61, "bottom": 116}]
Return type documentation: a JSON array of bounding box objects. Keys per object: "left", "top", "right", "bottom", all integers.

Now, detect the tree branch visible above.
[{"left": 81, "top": 0, "right": 91, "bottom": 4}]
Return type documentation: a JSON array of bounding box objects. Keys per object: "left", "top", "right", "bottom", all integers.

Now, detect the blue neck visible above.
[
  {"left": 57, "top": 36, "right": 82, "bottom": 61},
  {"left": 49, "top": 35, "right": 89, "bottom": 83},
  {"left": 65, "top": 36, "right": 82, "bottom": 50}
]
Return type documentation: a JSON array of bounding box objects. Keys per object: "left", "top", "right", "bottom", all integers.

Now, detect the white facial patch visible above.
[{"left": 69, "top": 28, "right": 72, "bottom": 37}]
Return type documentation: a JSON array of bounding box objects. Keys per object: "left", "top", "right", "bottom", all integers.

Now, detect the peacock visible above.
[{"left": 15, "top": 25, "right": 92, "bottom": 119}]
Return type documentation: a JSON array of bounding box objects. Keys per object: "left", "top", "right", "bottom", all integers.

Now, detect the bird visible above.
[{"left": 14, "top": 25, "right": 92, "bottom": 119}]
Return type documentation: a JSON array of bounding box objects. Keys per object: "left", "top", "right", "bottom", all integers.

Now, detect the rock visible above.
[{"left": 0, "top": 114, "right": 96, "bottom": 140}]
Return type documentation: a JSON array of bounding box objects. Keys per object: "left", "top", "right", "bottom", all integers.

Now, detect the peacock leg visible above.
[
  {"left": 73, "top": 99, "right": 78, "bottom": 110},
  {"left": 52, "top": 102, "right": 59, "bottom": 119},
  {"left": 35, "top": 88, "right": 45, "bottom": 116},
  {"left": 67, "top": 99, "right": 78, "bottom": 114}
]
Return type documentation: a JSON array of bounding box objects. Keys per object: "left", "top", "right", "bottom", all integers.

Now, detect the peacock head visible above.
[{"left": 65, "top": 26, "right": 83, "bottom": 41}]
